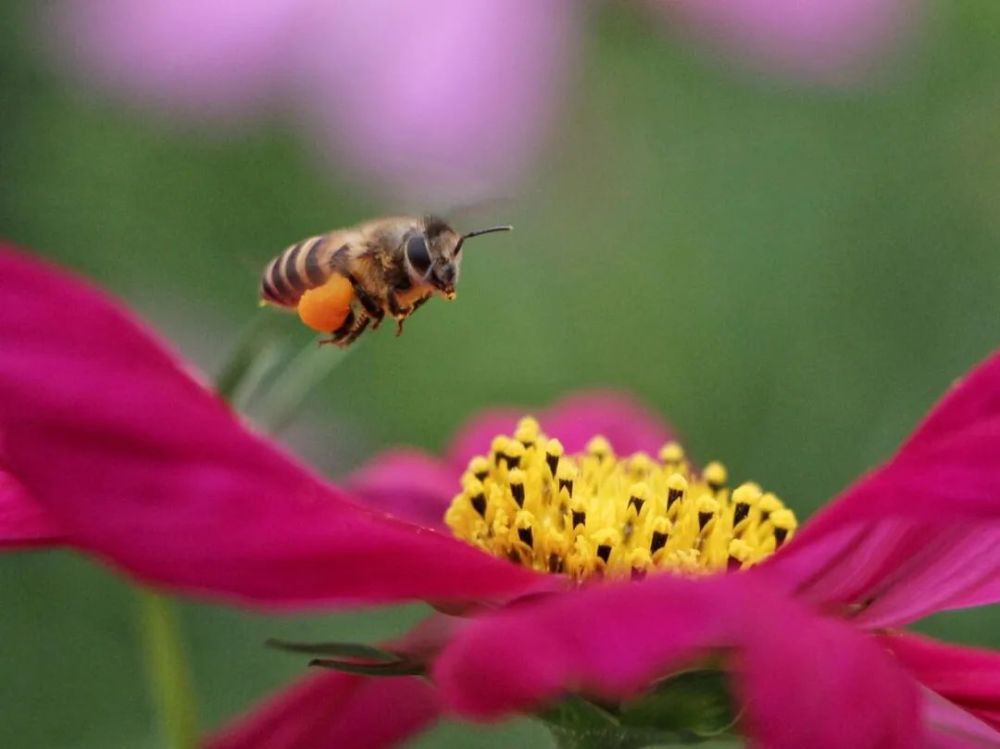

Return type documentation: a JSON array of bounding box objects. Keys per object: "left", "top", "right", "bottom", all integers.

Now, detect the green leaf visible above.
[
  {"left": 225, "top": 339, "right": 289, "bottom": 412},
  {"left": 266, "top": 637, "right": 399, "bottom": 662},
  {"left": 214, "top": 312, "right": 284, "bottom": 404},
  {"left": 308, "top": 657, "right": 424, "bottom": 676},
  {"left": 254, "top": 340, "right": 354, "bottom": 432},
  {"left": 268, "top": 637, "right": 424, "bottom": 676},
  {"left": 539, "top": 696, "right": 631, "bottom": 749},
  {"left": 537, "top": 670, "right": 741, "bottom": 749},
  {"left": 540, "top": 695, "right": 621, "bottom": 732},
  {"left": 618, "top": 669, "right": 739, "bottom": 739}
]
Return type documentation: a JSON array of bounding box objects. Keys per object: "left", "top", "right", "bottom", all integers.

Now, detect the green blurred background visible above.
[{"left": 2, "top": 1, "right": 999, "bottom": 747}]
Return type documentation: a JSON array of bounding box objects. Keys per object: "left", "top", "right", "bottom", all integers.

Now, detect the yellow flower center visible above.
[{"left": 445, "top": 417, "right": 797, "bottom": 580}]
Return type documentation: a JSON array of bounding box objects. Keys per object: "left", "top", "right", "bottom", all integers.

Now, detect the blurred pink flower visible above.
[
  {"left": 2, "top": 244, "right": 998, "bottom": 747},
  {"left": 52, "top": 0, "right": 577, "bottom": 201},
  {"left": 50, "top": 0, "right": 917, "bottom": 200},
  {"left": 655, "top": 0, "right": 917, "bottom": 83}
]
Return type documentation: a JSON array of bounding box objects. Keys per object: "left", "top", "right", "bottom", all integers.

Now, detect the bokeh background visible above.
[{"left": 2, "top": 0, "right": 999, "bottom": 747}]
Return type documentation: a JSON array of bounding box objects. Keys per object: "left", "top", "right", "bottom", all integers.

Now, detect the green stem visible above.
[
  {"left": 255, "top": 341, "right": 353, "bottom": 432},
  {"left": 134, "top": 317, "right": 353, "bottom": 749},
  {"left": 136, "top": 590, "right": 199, "bottom": 749},
  {"left": 213, "top": 311, "right": 277, "bottom": 403}
]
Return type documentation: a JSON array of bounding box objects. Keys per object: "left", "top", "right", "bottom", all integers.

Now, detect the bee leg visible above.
[
  {"left": 387, "top": 290, "right": 406, "bottom": 317},
  {"left": 345, "top": 273, "right": 377, "bottom": 309},
  {"left": 318, "top": 308, "right": 358, "bottom": 346},
  {"left": 340, "top": 315, "right": 370, "bottom": 346},
  {"left": 387, "top": 292, "right": 409, "bottom": 337},
  {"left": 392, "top": 294, "right": 430, "bottom": 337},
  {"left": 347, "top": 274, "right": 385, "bottom": 328}
]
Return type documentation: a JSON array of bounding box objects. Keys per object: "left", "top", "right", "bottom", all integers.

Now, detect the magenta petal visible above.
[
  {"left": 348, "top": 449, "right": 457, "bottom": 531},
  {"left": 293, "top": 0, "right": 577, "bottom": 200},
  {"left": 901, "top": 351, "right": 1000, "bottom": 460},
  {"left": 434, "top": 574, "right": 921, "bottom": 748},
  {"left": 849, "top": 526, "right": 1000, "bottom": 628},
  {"left": 828, "top": 349, "right": 1000, "bottom": 521},
  {"left": 0, "top": 246, "right": 546, "bottom": 607},
  {"left": 882, "top": 634, "right": 1000, "bottom": 733},
  {"left": 921, "top": 689, "right": 1000, "bottom": 749},
  {"left": 762, "top": 521, "right": 1000, "bottom": 628},
  {"left": 657, "top": 0, "right": 917, "bottom": 83},
  {"left": 761, "top": 349, "right": 1000, "bottom": 626},
  {"left": 52, "top": 0, "right": 304, "bottom": 118},
  {"left": 209, "top": 672, "right": 439, "bottom": 749},
  {"left": 448, "top": 390, "right": 676, "bottom": 471},
  {"left": 0, "top": 469, "right": 63, "bottom": 548}
]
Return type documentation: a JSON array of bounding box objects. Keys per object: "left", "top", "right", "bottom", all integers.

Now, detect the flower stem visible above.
[
  {"left": 255, "top": 340, "right": 353, "bottom": 432},
  {"left": 133, "top": 318, "right": 349, "bottom": 749},
  {"left": 136, "top": 589, "right": 199, "bottom": 749},
  {"left": 214, "top": 311, "right": 278, "bottom": 404}
]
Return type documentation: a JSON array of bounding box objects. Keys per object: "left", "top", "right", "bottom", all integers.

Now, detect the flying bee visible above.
[{"left": 259, "top": 215, "right": 511, "bottom": 347}]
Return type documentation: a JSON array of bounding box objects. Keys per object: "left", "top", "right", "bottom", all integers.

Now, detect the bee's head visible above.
[{"left": 405, "top": 217, "right": 511, "bottom": 300}]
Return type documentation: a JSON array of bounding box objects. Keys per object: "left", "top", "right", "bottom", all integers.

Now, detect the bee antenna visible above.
[
  {"left": 462, "top": 225, "right": 513, "bottom": 241},
  {"left": 454, "top": 225, "right": 511, "bottom": 254}
]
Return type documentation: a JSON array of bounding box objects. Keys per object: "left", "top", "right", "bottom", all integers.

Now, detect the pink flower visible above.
[
  {"left": 654, "top": 0, "right": 918, "bottom": 84},
  {"left": 2, "top": 243, "right": 999, "bottom": 747},
  {"left": 48, "top": 0, "right": 916, "bottom": 200},
  {"left": 50, "top": 0, "right": 577, "bottom": 201}
]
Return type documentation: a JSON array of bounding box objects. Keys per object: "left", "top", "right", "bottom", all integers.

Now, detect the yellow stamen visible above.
[
  {"left": 445, "top": 419, "right": 798, "bottom": 580},
  {"left": 502, "top": 440, "right": 525, "bottom": 469},
  {"left": 586, "top": 436, "right": 613, "bottom": 459},
  {"left": 703, "top": 461, "right": 728, "bottom": 493},
  {"left": 659, "top": 441, "right": 685, "bottom": 465},
  {"left": 468, "top": 455, "right": 490, "bottom": 481}
]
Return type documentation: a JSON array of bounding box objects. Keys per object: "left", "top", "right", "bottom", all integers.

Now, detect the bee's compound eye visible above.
[{"left": 406, "top": 234, "right": 432, "bottom": 276}]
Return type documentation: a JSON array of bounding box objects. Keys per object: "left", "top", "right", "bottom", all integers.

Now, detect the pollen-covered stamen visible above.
[
  {"left": 703, "top": 461, "right": 727, "bottom": 494},
  {"left": 467, "top": 479, "right": 487, "bottom": 518},
  {"left": 666, "top": 474, "right": 687, "bottom": 511},
  {"left": 587, "top": 435, "right": 613, "bottom": 460},
  {"left": 545, "top": 439, "right": 563, "bottom": 477},
  {"left": 509, "top": 468, "right": 526, "bottom": 507},
  {"left": 469, "top": 456, "right": 490, "bottom": 482},
  {"left": 630, "top": 550, "right": 650, "bottom": 581},
  {"left": 758, "top": 492, "right": 781, "bottom": 521},
  {"left": 659, "top": 441, "right": 685, "bottom": 466},
  {"left": 650, "top": 516, "right": 672, "bottom": 554},
  {"left": 502, "top": 440, "right": 525, "bottom": 469},
  {"left": 516, "top": 424, "right": 538, "bottom": 451},
  {"left": 490, "top": 436, "right": 507, "bottom": 466},
  {"left": 731, "top": 483, "right": 760, "bottom": 527},
  {"left": 445, "top": 417, "right": 798, "bottom": 580},
  {"left": 696, "top": 494, "right": 718, "bottom": 532},
  {"left": 770, "top": 509, "right": 796, "bottom": 548},
  {"left": 557, "top": 460, "right": 576, "bottom": 496},
  {"left": 593, "top": 527, "right": 619, "bottom": 567},
  {"left": 515, "top": 511, "right": 534, "bottom": 548},
  {"left": 627, "top": 482, "right": 648, "bottom": 517},
  {"left": 728, "top": 539, "right": 752, "bottom": 571}
]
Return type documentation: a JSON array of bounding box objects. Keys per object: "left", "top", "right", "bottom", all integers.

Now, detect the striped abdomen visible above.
[{"left": 260, "top": 235, "right": 337, "bottom": 307}]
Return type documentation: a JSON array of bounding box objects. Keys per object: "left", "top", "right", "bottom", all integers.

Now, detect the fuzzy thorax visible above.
[{"left": 445, "top": 417, "right": 797, "bottom": 580}]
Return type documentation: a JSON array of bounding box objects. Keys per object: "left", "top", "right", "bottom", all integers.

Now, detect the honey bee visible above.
[{"left": 259, "top": 215, "right": 511, "bottom": 346}]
